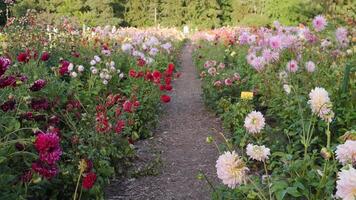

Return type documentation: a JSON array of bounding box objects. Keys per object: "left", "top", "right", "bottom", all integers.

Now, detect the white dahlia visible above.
[
  {"left": 246, "top": 144, "right": 270, "bottom": 162},
  {"left": 308, "top": 87, "right": 333, "bottom": 122},
  {"left": 244, "top": 111, "right": 266, "bottom": 134},
  {"left": 216, "top": 151, "right": 249, "bottom": 189},
  {"left": 335, "top": 167, "right": 356, "bottom": 200}
]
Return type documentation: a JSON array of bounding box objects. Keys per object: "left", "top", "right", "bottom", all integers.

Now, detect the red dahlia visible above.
[
  {"left": 82, "top": 172, "right": 97, "bottom": 190},
  {"left": 161, "top": 95, "right": 171, "bottom": 103}
]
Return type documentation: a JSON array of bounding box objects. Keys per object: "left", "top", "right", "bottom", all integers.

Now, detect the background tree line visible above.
[{"left": 0, "top": 0, "right": 355, "bottom": 28}]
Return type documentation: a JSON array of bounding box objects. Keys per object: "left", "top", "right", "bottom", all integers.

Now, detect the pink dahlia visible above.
[
  {"left": 312, "top": 15, "right": 327, "bottom": 32},
  {"left": 269, "top": 36, "right": 282, "bottom": 49},
  {"left": 34, "top": 132, "right": 62, "bottom": 165},
  {"left": 335, "top": 167, "right": 356, "bottom": 200},
  {"left": 335, "top": 140, "right": 356, "bottom": 165},
  {"left": 244, "top": 111, "right": 265, "bottom": 134},
  {"left": 305, "top": 61, "right": 316, "bottom": 73},
  {"left": 0, "top": 56, "right": 11, "bottom": 77},
  {"left": 286, "top": 60, "right": 298, "bottom": 73},
  {"left": 335, "top": 27, "right": 349, "bottom": 47}
]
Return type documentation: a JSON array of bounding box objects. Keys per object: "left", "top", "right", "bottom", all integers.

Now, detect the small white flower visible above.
[
  {"left": 117, "top": 69, "right": 121, "bottom": 74},
  {"left": 110, "top": 66, "right": 116, "bottom": 72},
  {"left": 91, "top": 68, "right": 98, "bottom": 74},
  {"left": 119, "top": 73, "right": 124, "bottom": 79},
  {"left": 102, "top": 80, "right": 108, "bottom": 85},
  {"left": 90, "top": 60, "right": 96, "bottom": 66},
  {"left": 105, "top": 74, "right": 111, "bottom": 80},
  {"left": 94, "top": 55, "right": 101, "bottom": 62},
  {"left": 283, "top": 84, "right": 291, "bottom": 94},
  {"left": 70, "top": 71, "right": 77, "bottom": 78},
  {"left": 110, "top": 61, "right": 115, "bottom": 67},
  {"left": 77, "top": 65, "right": 84, "bottom": 72},
  {"left": 68, "top": 63, "right": 74, "bottom": 71},
  {"left": 99, "top": 72, "right": 105, "bottom": 79}
]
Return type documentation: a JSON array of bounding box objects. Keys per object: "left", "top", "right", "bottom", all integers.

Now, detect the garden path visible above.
[{"left": 106, "top": 43, "right": 222, "bottom": 200}]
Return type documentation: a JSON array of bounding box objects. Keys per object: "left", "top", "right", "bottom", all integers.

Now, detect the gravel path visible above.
[{"left": 106, "top": 43, "right": 222, "bottom": 200}]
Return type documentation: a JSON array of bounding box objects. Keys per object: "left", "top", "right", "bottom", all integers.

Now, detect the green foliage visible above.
[{"left": 160, "top": 0, "right": 186, "bottom": 27}]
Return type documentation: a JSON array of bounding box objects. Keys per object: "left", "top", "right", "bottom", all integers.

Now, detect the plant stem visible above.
[
  {"left": 263, "top": 162, "right": 272, "bottom": 200},
  {"left": 73, "top": 171, "right": 83, "bottom": 200}
]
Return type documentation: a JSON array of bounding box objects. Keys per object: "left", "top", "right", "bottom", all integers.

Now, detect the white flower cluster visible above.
[{"left": 89, "top": 55, "right": 124, "bottom": 85}]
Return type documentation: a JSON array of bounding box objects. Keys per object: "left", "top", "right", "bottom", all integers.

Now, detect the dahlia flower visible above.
[
  {"left": 308, "top": 87, "right": 333, "bottom": 122},
  {"left": 29, "top": 79, "right": 46, "bottom": 92},
  {"left": 286, "top": 60, "right": 298, "bottom": 73},
  {"left": 335, "top": 27, "right": 349, "bottom": 47},
  {"left": 216, "top": 151, "right": 249, "bottom": 189},
  {"left": 283, "top": 84, "right": 291, "bottom": 94},
  {"left": 312, "top": 15, "right": 327, "bottom": 32},
  {"left": 34, "top": 132, "right": 62, "bottom": 165},
  {"left": 269, "top": 36, "right": 282, "bottom": 49},
  {"left": 305, "top": 61, "right": 316, "bottom": 73},
  {"left": 82, "top": 172, "right": 97, "bottom": 190},
  {"left": 0, "top": 56, "right": 11, "bottom": 77},
  {"left": 31, "top": 161, "right": 59, "bottom": 179},
  {"left": 336, "top": 140, "right": 356, "bottom": 165},
  {"left": 244, "top": 111, "right": 265, "bottom": 134},
  {"left": 335, "top": 167, "right": 356, "bottom": 200},
  {"left": 246, "top": 144, "right": 270, "bottom": 162}
]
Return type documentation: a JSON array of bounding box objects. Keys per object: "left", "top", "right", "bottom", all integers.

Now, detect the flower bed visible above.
[
  {"left": 193, "top": 16, "right": 355, "bottom": 199},
  {"left": 0, "top": 17, "right": 184, "bottom": 199}
]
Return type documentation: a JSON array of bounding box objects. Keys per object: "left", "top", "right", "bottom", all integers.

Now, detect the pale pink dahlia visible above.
[
  {"left": 286, "top": 60, "right": 299, "bottom": 73},
  {"left": 246, "top": 144, "right": 270, "bottom": 162},
  {"left": 305, "top": 61, "right": 316, "bottom": 73},
  {"left": 336, "top": 140, "right": 356, "bottom": 165},
  {"left": 269, "top": 36, "right": 282, "bottom": 49},
  {"left": 308, "top": 87, "right": 334, "bottom": 122},
  {"left": 335, "top": 167, "right": 356, "bottom": 200},
  {"left": 312, "top": 15, "right": 327, "bottom": 32},
  {"left": 244, "top": 111, "right": 265, "bottom": 134},
  {"left": 216, "top": 151, "right": 249, "bottom": 189},
  {"left": 335, "top": 27, "right": 349, "bottom": 47}
]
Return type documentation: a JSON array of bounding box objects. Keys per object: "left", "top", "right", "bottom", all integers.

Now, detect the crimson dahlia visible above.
[
  {"left": 0, "top": 100, "right": 16, "bottom": 112},
  {"left": 30, "top": 98, "right": 50, "bottom": 110},
  {"left": 17, "top": 52, "right": 30, "bottom": 63},
  {"left": 34, "top": 132, "right": 62, "bottom": 165},
  {"left": 82, "top": 172, "right": 97, "bottom": 190},
  {"left": 41, "top": 52, "right": 50, "bottom": 61},
  {"left": 29, "top": 79, "right": 46, "bottom": 91},
  {"left": 161, "top": 95, "right": 171, "bottom": 103}
]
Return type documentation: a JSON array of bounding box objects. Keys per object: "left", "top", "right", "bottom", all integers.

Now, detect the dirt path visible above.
[{"left": 106, "top": 43, "right": 222, "bottom": 200}]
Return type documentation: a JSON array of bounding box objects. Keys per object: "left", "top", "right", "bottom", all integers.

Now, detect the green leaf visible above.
[{"left": 286, "top": 187, "right": 301, "bottom": 197}]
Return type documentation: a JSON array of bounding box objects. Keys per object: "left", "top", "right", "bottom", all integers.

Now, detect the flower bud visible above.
[{"left": 320, "top": 147, "right": 332, "bottom": 160}]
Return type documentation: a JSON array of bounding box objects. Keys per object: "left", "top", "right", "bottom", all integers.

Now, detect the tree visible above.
[
  {"left": 218, "top": 0, "right": 233, "bottom": 26},
  {"left": 186, "top": 0, "right": 221, "bottom": 29},
  {"left": 160, "top": 0, "right": 185, "bottom": 27}
]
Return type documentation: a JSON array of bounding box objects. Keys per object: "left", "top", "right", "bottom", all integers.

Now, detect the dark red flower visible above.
[
  {"left": 165, "top": 77, "right": 171, "bottom": 85},
  {"left": 41, "top": 52, "right": 50, "bottom": 61},
  {"left": 159, "top": 84, "right": 165, "bottom": 91},
  {"left": 85, "top": 159, "right": 93, "bottom": 173},
  {"left": 15, "top": 142, "right": 25, "bottom": 151},
  {"left": 48, "top": 115, "right": 60, "bottom": 126},
  {"left": 123, "top": 100, "right": 132, "bottom": 113},
  {"left": 21, "top": 170, "right": 33, "bottom": 183},
  {"left": 161, "top": 95, "right": 171, "bottom": 103},
  {"left": 59, "top": 60, "right": 70, "bottom": 76},
  {"left": 29, "top": 79, "right": 46, "bottom": 91},
  {"left": 1, "top": 100, "right": 16, "bottom": 112},
  {"left": 82, "top": 172, "right": 97, "bottom": 190},
  {"left": 137, "top": 71, "right": 144, "bottom": 78},
  {"left": 0, "top": 75, "right": 16, "bottom": 88},
  {"left": 71, "top": 52, "right": 80, "bottom": 58},
  {"left": 114, "top": 120, "right": 125, "bottom": 134},
  {"left": 152, "top": 70, "right": 161, "bottom": 80},
  {"left": 145, "top": 71, "right": 154, "bottom": 81},
  {"left": 20, "top": 112, "right": 34, "bottom": 121},
  {"left": 17, "top": 52, "right": 30, "bottom": 63},
  {"left": 129, "top": 69, "right": 137, "bottom": 78},
  {"left": 133, "top": 100, "right": 140, "bottom": 107},
  {"left": 165, "top": 85, "right": 173, "bottom": 91},
  {"left": 30, "top": 98, "right": 50, "bottom": 111},
  {"left": 137, "top": 58, "right": 146, "bottom": 67},
  {"left": 31, "top": 161, "right": 58, "bottom": 179}
]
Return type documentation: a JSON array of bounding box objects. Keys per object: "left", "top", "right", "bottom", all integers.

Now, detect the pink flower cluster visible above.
[{"left": 32, "top": 132, "right": 62, "bottom": 179}]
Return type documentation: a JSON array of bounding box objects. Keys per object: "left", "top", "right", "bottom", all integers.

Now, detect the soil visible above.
[{"left": 105, "top": 43, "right": 223, "bottom": 200}]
